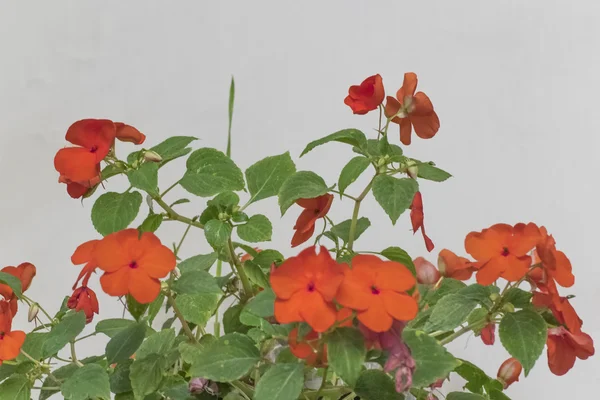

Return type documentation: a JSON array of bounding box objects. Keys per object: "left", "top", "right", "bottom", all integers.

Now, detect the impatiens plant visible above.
[{"left": 0, "top": 73, "right": 594, "bottom": 400}]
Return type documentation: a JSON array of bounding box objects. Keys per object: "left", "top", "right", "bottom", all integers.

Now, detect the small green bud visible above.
[
  {"left": 502, "top": 302, "right": 515, "bottom": 313},
  {"left": 143, "top": 150, "right": 162, "bottom": 163},
  {"left": 489, "top": 293, "right": 500, "bottom": 302}
]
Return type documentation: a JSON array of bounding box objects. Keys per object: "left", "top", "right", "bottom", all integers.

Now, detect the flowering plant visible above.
[{"left": 0, "top": 73, "right": 594, "bottom": 400}]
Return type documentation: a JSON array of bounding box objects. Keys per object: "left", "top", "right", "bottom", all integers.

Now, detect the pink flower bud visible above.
[
  {"left": 28, "top": 303, "right": 40, "bottom": 322},
  {"left": 497, "top": 357, "right": 523, "bottom": 389},
  {"left": 414, "top": 257, "right": 441, "bottom": 285},
  {"left": 480, "top": 323, "right": 495, "bottom": 346}
]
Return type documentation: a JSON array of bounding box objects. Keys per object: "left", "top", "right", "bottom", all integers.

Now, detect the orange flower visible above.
[
  {"left": 497, "top": 358, "right": 522, "bottom": 388},
  {"left": 71, "top": 239, "right": 100, "bottom": 290},
  {"left": 384, "top": 72, "right": 440, "bottom": 146},
  {"left": 480, "top": 323, "right": 495, "bottom": 346},
  {"left": 291, "top": 194, "right": 334, "bottom": 248},
  {"left": 270, "top": 246, "right": 344, "bottom": 332},
  {"left": 59, "top": 174, "right": 102, "bottom": 199},
  {"left": 413, "top": 257, "right": 440, "bottom": 285},
  {"left": 531, "top": 227, "right": 574, "bottom": 290},
  {"left": 0, "top": 306, "right": 26, "bottom": 366},
  {"left": 94, "top": 229, "right": 176, "bottom": 304},
  {"left": 532, "top": 291, "right": 582, "bottom": 334},
  {"left": 114, "top": 123, "right": 146, "bottom": 145},
  {"left": 68, "top": 287, "right": 99, "bottom": 323},
  {"left": 0, "top": 263, "right": 36, "bottom": 316},
  {"left": 336, "top": 255, "right": 418, "bottom": 332},
  {"left": 437, "top": 249, "right": 478, "bottom": 281},
  {"left": 547, "top": 326, "right": 594, "bottom": 376},
  {"left": 410, "top": 192, "right": 434, "bottom": 252},
  {"left": 464, "top": 223, "right": 540, "bottom": 285},
  {"left": 344, "top": 74, "right": 385, "bottom": 115}
]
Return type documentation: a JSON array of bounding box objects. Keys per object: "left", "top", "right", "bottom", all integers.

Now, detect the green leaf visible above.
[
  {"left": 190, "top": 333, "right": 261, "bottom": 382},
  {"left": 426, "top": 279, "right": 467, "bottom": 306},
  {"left": 42, "top": 311, "right": 86, "bottom": 357},
  {"left": 244, "top": 261, "right": 270, "bottom": 288},
  {"left": 467, "top": 308, "right": 489, "bottom": 333},
  {"left": 92, "top": 191, "right": 143, "bottom": 236},
  {"left": 129, "top": 354, "right": 167, "bottom": 399},
  {"left": 223, "top": 304, "right": 249, "bottom": 334},
  {"left": 499, "top": 310, "right": 547, "bottom": 375},
  {"left": 403, "top": 329, "right": 460, "bottom": 387},
  {"left": 96, "top": 319, "right": 135, "bottom": 338},
  {"left": 126, "top": 295, "right": 149, "bottom": 321},
  {"left": 237, "top": 214, "right": 272, "bottom": 242},
  {"left": 178, "top": 252, "right": 218, "bottom": 273},
  {"left": 417, "top": 163, "right": 452, "bottom": 182},
  {"left": 354, "top": 370, "right": 404, "bottom": 400},
  {"left": 503, "top": 288, "right": 533, "bottom": 309},
  {"left": 176, "top": 292, "right": 221, "bottom": 326},
  {"left": 0, "top": 272, "right": 22, "bottom": 298},
  {"left": 380, "top": 246, "right": 417, "bottom": 276},
  {"left": 136, "top": 329, "right": 176, "bottom": 360},
  {"left": 101, "top": 163, "right": 126, "bottom": 181},
  {"left": 180, "top": 148, "right": 245, "bottom": 197},
  {"left": 372, "top": 175, "right": 419, "bottom": 224},
  {"left": 208, "top": 191, "right": 240, "bottom": 210},
  {"left": 127, "top": 162, "right": 159, "bottom": 195},
  {"left": 232, "top": 211, "right": 249, "bottom": 223},
  {"left": 242, "top": 289, "right": 275, "bottom": 318},
  {"left": 301, "top": 129, "right": 367, "bottom": 157},
  {"left": 170, "top": 198, "right": 190, "bottom": 207},
  {"left": 446, "top": 393, "right": 487, "bottom": 400},
  {"left": 424, "top": 293, "right": 479, "bottom": 332},
  {"left": 227, "top": 76, "right": 235, "bottom": 157},
  {"left": 147, "top": 293, "right": 165, "bottom": 325},
  {"left": 110, "top": 359, "right": 133, "bottom": 394},
  {"left": 148, "top": 136, "right": 197, "bottom": 164},
  {"left": 277, "top": 171, "right": 329, "bottom": 214},
  {"left": 246, "top": 152, "right": 296, "bottom": 204},
  {"left": 173, "top": 271, "right": 222, "bottom": 295},
  {"left": 138, "top": 213, "right": 163, "bottom": 233},
  {"left": 362, "top": 139, "right": 403, "bottom": 159},
  {"left": 337, "top": 156, "right": 371, "bottom": 196},
  {"left": 18, "top": 332, "right": 48, "bottom": 361},
  {"left": 330, "top": 217, "right": 371, "bottom": 243},
  {"left": 204, "top": 219, "right": 233, "bottom": 248},
  {"left": 254, "top": 363, "right": 304, "bottom": 400},
  {"left": 106, "top": 321, "right": 147, "bottom": 364},
  {"left": 61, "top": 364, "right": 110, "bottom": 400},
  {"left": 326, "top": 327, "right": 366, "bottom": 386},
  {"left": 0, "top": 375, "right": 31, "bottom": 400},
  {"left": 252, "top": 250, "right": 285, "bottom": 269}
]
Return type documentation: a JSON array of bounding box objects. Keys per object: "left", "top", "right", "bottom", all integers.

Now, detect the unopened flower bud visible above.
[
  {"left": 28, "top": 303, "right": 40, "bottom": 322},
  {"left": 406, "top": 160, "right": 418, "bottom": 179},
  {"left": 502, "top": 303, "right": 515, "bottom": 313},
  {"left": 189, "top": 377, "right": 209, "bottom": 394},
  {"left": 143, "top": 150, "right": 162, "bottom": 163},
  {"left": 497, "top": 357, "right": 523, "bottom": 389},
  {"left": 489, "top": 293, "right": 500, "bottom": 302},
  {"left": 414, "top": 257, "right": 441, "bottom": 285},
  {"left": 480, "top": 323, "right": 496, "bottom": 346},
  {"left": 377, "top": 157, "right": 387, "bottom": 167}
]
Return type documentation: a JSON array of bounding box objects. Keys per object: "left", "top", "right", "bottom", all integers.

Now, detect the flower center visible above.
[
  {"left": 371, "top": 285, "right": 381, "bottom": 295},
  {"left": 313, "top": 209, "right": 321, "bottom": 215},
  {"left": 501, "top": 247, "right": 510, "bottom": 257},
  {"left": 129, "top": 261, "right": 139, "bottom": 269},
  {"left": 0, "top": 332, "right": 4, "bottom": 340},
  {"left": 307, "top": 282, "right": 316, "bottom": 292},
  {"left": 90, "top": 145, "right": 98, "bottom": 153}
]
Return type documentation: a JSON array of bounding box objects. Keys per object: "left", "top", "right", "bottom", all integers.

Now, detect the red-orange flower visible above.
[
  {"left": 413, "top": 257, "right": 440, "bottom": 285},
  {"left": 336, "top": 255, "right": 418, "bottom": 332},
  {"left": 465, "top": 223, "right": 540, "bottom": 285},
  {"left": 497, "top": 358, "right": 522, "bottom": 388},
  {"left": 94, "top": 229, "right": 176, "bottom": 304},
  {"left": 0, "top": 263, "right": 36, "bottom": 316},
  {"left": 0, "top": 306, "right": 26, "bottom": 366},
  {"left": 384, "top": 73, "right": 440, "bottom": 146},
  {"left": 71, "top": 239, "right": 101, "bottom": 290},
  {"left": 410, "top": 192, "right": 434, "bottom": 252},
  {"left": 291, "top": 194, "right": 334, "bottom": 248},
  {"left": 270, "top": 246, "right": 344, "bottom": 332},
  {"left": 68, "top": 287, "right": 99, "bottom": 323},
  {"left": 344, "top": 74, "right": 385, "bottom": 115},
  {"left": 480, "top": 323, "right": 495, "bottom": 345},
  {"left": 114, "top": 123, "right": 146, "bottom": 145},
  {"left": 437, "top": 249, "right": 478, "bottom": 281},
  {"left": 531, "top": 227, "right": 574, "bottom": 291},
  {"left": 532, "top": 291, "right": 582, "bottom": 333},
  {"left": 547, "top": 326, "right": 594, "bottom": 376}
]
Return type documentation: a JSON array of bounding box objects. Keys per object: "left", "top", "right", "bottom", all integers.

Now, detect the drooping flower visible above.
[
  {"left": 94, "top": 229, "right": 176, "bottom": 304},
  {"left": 344, "top": 74, "right": 385, "bottom": 115},
  {"left": 0, "top": 263, "right": 37, "bottom": 316},
  {"left": 532, "top": 291, "right": 582, "bottom": 333},
  {"left": 384, "top": 72, "right": 440, "bottom": 145},
  {"left": 59, "top": 174, "right": 102, "bottom": 199},
  {"left": 114, "top": 123, "right": 146, "bottom": 145},
  {"left": 67, "top": 287, "right": 99, "bottom": 323},
  {"left": 0, "top": 306, "right": 26, "bottom": 366},
  {"left": 410, "top": 192, "right": 434, "bottom": 252},
  {"left": 497, "top": 358, "right": 523, "bottom": 388},
  {"left": 188, "top": 377, "right": 218, "bottom": 395},
  {"left": 291, "top": 194, "right": 334, "bottom": 247},
  {"left": 480, "top": 323, "right": 495, "bottom": 345},
  {"left": 270, "top": 246, "right": 345, "bottom": 332},
  {"left": 464, "top": 223, "right": 540, "bottom": 285},
  {"left": 437, "top": 249, "right": 478, "bottom": 281},
  {"left": 336, "top": 255, "right": 418, "bottom": 332},
  {"left": 71, "top": 239, "right": 101, "bottom": 290},
  {"left": 413, "top": 257, "right": 440, "bottom": 285},
  {"left": 546, "top": 326, "right": 594, "bottom": 376},
  {"left": 529, "top": 226, "right": 574, "bottom": 292}
]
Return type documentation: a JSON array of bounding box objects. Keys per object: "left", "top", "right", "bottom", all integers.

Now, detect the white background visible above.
[{"left": 1, "top": 1, "right": 598, "bottom": 398}]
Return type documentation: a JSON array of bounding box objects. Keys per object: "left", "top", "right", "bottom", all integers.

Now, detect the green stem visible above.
[
  {"left": 160, "top": 180, "right": 180, "bottom": 198},
  {"left": 438, "top": 324, "right": 476, "bottom": 346},
  {"left": 347, "top": 178, "right": 375, "bottom": 252},
  {"left": 166, "top": 291, "right": 198, "bottom": 343},
  {"left": 329, "top": 189, "right": 358, "bottom": 202},
  {"left": 152, "top": 195, "right": 204, "bottom": 229},
  {"left": 32, "top": 387, "right": 61, "bottom": 391},
  {"left": 70, "top": 341, "right": 84, "bottom": 367},
  {"left": 214, "top": 260, "right": 223, "bottom": 337},
  {"left": 228, "top": 238, "right": 254, "bottom": 303},
  {"left": 315, "top": 366, "right": 329, "bottom": 398},
  {"left": 175, "top": 222, "right": 193, "bottom": 256}
]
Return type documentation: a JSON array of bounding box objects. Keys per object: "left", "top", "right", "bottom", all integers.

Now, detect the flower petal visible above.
[
  {"left": 54, "top": 147, "right": 100, "bottom": 182},
  {"left": 138, "top": 242, "right": 176, "bottom": 279},
  {"left": 299, "top": 291, "right": 337, "bottom": 333},
  {"left": 476, "top": 257, "right": 508, "bottom": 285},
  {"left": 357, "top": 296, "right": 393, "bottom": 333},
  {"left": 115, "top": 123, "right": 145, "bottom": 145},
  {"left": 71, "top": 240, "right": 99, "bottom": 265},
  {"left": 0, "top": 331, "right": 25, "bottom": 361},
  {"left": 65, "top": 119, "right": 115, "bottom": 159},
  {"left": 274, "top": 294, "right": 304, "bottom": 324},
  {"left": 376, "top": 262, "right": 416, "bottom": 292},
  {"left": 128, "top": 270, "right": 161, "bottom": 304},
  {"left": 399, "top": 118, "right": 412, "bottom": 146},
  {"left": 401, "top": 72, "right": 418, "bottom": 98},
  {"left": 100, "top": 268, "right": 130, "bottom": 297},
  {"left": 381, "top": 291, "right": 418, "bottom": 322}
]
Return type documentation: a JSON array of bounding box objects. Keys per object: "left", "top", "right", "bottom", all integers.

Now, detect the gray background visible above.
[{"left": 1, "top": 0, "right": 598, "bottom": 397}]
